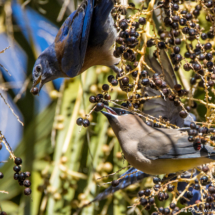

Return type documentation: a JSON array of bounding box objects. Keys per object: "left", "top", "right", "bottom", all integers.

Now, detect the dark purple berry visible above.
[
  {"left": 153, "top": 177, "right": 161, "bottom": 184},
  {"left": 179, "top": 18, "right": 187, "bottom": 25},
  {"left": 14, "top": 173, "right": 19, "bottom": 180},
  {"left": 111, "top": 79, "right": 118, "bottom": 86},
  {"left": 23, "top": 179, "right": 31, "bottom": 187},
  {"left": 112, "top": 180, "right": 119, "bottom": 187},
  {"left": 144, "top": 189, "right": 151, "bottom": 196},
  {"left": 174, "top": 84, "right": 181, "bottom": 91},
  {"left": 205, "top": 43, "right": 212, "bottom": 50},
  {"left": 19, "top": 172, "right": 26, "bottom": 181},
  {"left": 24, "top": 172, "right": 31, "bottom": 178},
  {"left": 173, "top": 46, "right": 180, "bottom": 54},
  {"left": 139, "top": 17, "right": 146, "bottom": 25},
  {"left": 95, "top": 102, "right": 104, "bottom": 111},
  {"left": 107, "top": 75, "right": 114, "bottom": 83},
  {"left": 102, "top": 84, "right": 109, "bottom": 91},
  {"left": 15, "top": 157, "right": 22, "bottom": 165},
  {"left": 83, "top": 119, "right": 90, "bottom": 127},
  {"left": 13, "top": 165, "right": 21, "bottom": 173},
  {"left": 158, "top": 42, "right": 166, "bottom": 49},
  {"left": 121, "top": 77, "right": 129, "bottom": 86},
  {"left": 76, "top": 118, "right": 83, "bottom": 126},
  {"left": 24, "top": 188, "right": 32, "bottom": 195},
  {"left": 138, "top": 190, "right": 145, "bottom": 197},
  {"left": 119, "top": 21, "right": 128, "bottom": 30},
  {"left": 140, "top": 198, "right": 147, "bottom": 206},
  {"left": 0, "top": 172, "right": 4, "bottom": 179},
  {"left": 179, "top": 110, "right": 188, "bottom": 118},
  {"left": 30, "top": 87, "right": 39, "bottom": 95},
  {"left": 201, "top": 33, "right": 208, "bottom": 40},
  {"left": 89, "top": 96, "right": 96, "bottom": 103}
]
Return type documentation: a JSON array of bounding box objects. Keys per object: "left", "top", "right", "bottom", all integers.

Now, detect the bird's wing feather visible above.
[
  {"left": 88, "top": 0, "right": 115, "bottom": 47},
  {"left": 140, "top": 128, "right": 214, "bottom": 160},
  {"left": 54, "top": 0, "right": 94, "bottom": 77},
  {"left": 143, "top": 50, "right": 183, "bottom": 127},
  {"left": 160, "top": 50, "right": 177, "bottom": 88}
]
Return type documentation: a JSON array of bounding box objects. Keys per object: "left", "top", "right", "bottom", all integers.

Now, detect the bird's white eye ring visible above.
[{"left": 36, "top": 65, "right": 42, "bottom": 73}]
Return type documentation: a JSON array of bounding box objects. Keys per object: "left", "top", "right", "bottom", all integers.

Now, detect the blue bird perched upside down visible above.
[{"left": 31, "top": 0, "right": 119, "bottom": 94}]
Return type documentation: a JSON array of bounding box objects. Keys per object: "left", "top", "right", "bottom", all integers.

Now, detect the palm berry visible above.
[
  {"left": 0, "top": 172, "right": 4, "bottom": 179},
  {"left": 204, "top": 43, "right": 212, "bottom": 50},
  {"left": 76, "top": 118, "right": 83, "bottom": 126},
  {"left": 23, "top": 179, "right": 31, "bottom": 187},
  {"left": 19, "top": 172, "right": 26, "bottom": 181},
  {"left": 14, "top": 173, "right": 19, "bottom": 180},
  {"left": 102, "top": 84, "right": 109, "bottom": 91},
  {"left": 112, "top": 180, "right": 119, "bottom": 187},
  {"left": 104, "top": 94, "right": 111, "bottom": 100},
  {"left": 15, "top": 157, "right": 22, "bottom": 165},
  {"left": 95, "top": 102, "right": 104, "bottom": 111},
  {"left": 107, "top": 75, "right": 114, "bottom": 83},
  {"left": 144, "top": 189, "right": 151, "bottom": 196},
  {"left": 138, "top": 190, "right": 145, "bottom": 197},
  {"left": 30, "top": 87, "right": 39, "bottom": 95},
  {"left": 24, "top": 172, "right": 31, "bottom": 177},
  {"left": 153, "top": 177, "right": 161, "bottom": 184},
  {"left": 140, "top": 198, "right": 147, "bottom": 206},
  {"left": 158, "top": 42, "right": 166, "bottom": 49},
  {"left": 24, "top": 188, "right": 32, "bottom": 195},
  {"left": 179, "top": 110, "right": 188, "bottom": 118},
  {"left": 13, "top": 166, "right": 21, "bottom": 173},
  {"left": 111, "top": 79, "right": 118, "bottom": 86},
  {"left": 89, "top": 96, "right": 96, "bottom": 103},
  {"left": 139, "top": 17, "right": 146, "bottom": 25}
]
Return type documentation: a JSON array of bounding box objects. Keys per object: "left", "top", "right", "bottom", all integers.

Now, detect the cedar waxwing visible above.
[
  {"left": 100, "top": 49, "right": 207, "bottom": 175},
  {"left": 101, "top": 106, "right": 215, "bottom": 175},
  {"left": 78, "top": 50, "right": 201, "bottom": 211}
]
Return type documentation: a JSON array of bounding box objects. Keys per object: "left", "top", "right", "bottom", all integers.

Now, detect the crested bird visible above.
[
  {"left": 101, "top": 50, "right": 214, "bottom": 175},
  {"left": 77, "top": 50, "right": 202, "bottom": 210},
  {"left": 101, "top": 105, "right": 215, "bottom": 175},
  {"left": 31, "top": 0, "right": 119, "bottom": 93}
]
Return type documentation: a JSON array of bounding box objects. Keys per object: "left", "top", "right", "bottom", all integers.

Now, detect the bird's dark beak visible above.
[
  {"left": 101, "top": 105, "right": 118, "bottom": 119},
  {"left": 30, "top": 75, "right": 43, "bottom": 95}
]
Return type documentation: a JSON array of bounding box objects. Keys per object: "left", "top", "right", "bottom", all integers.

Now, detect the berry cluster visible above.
[
  {"left": 135, "top": 172, "right": 215, "bottom": 214},
  {"left": 76, "top": 0, "right": 215, "bottom": 213},
  {"left": 13, "top": 157, "right": 32, "bottom": 196},
  {"left": 76, "top": 0, "right": 213, "bottom": 126}
]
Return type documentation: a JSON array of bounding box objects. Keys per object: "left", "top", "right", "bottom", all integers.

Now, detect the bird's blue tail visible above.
[
  {"left": 92, "top": 167, "right": 148, "bottom": 203},
  {"left": 75, "top": 168, "right": 148, "bottom": 214}
]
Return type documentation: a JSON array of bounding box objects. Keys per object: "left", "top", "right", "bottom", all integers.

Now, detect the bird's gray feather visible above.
[
  {"left": 139, "top": 127, "right": 215, "bottom": 160},
  {"left": 143, "top": 50, "right": 183, "bottom": 127}
]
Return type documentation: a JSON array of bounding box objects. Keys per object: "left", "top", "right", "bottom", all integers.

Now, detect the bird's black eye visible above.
[
  {"left": 119, "top": 111, "right": 126, "bottom": 115},
  {"left": 35, "top": 65, "right": 42, "bottom": 73}
]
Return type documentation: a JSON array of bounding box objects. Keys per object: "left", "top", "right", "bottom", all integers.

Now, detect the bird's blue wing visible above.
[
  {"left": 88, "top": 0, "right": 114, "bottom": 47},
  {"left": 54, "top": 0, "right": 94, "bottom": 77}
]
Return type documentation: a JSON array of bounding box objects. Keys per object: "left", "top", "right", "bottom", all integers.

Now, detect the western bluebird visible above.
[{"left": 31, "top": 0, "right": 119, "bottom": 94}]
